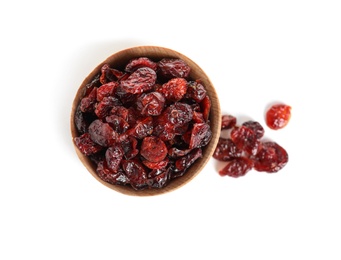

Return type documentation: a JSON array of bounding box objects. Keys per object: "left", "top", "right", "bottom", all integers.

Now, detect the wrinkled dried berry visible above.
[
  {"left": 156, "top": 78, "right": 187, "bottom": 102},
  {"left": 120, "top": 67, "right": 156, "bottom": 94},
  {"left": 242, "top": 120, "right": 264, "bottom": 139},
  {"left": 219, "top": 157, "right": 253, "bottom": 177},
  {"left": 122, "top": 159, "right": 148, "bottom": 190},
  {"left": 213, "top": 138, "right": 242, "bottom": 161},
  {"left": 74, "top": 133, "right": 102, "bottom": 156},
  {"left": 186, "top": 81, "right": 207, "bottom": 102},
  {"left": 253, "top": 142, "right": 288, "bottom": 173},
  {"left": 266, "top": 104, "right": 291, "bottom": 130},
  {"left": 97, "top": 161, "right": 130, "bottom": 185},
  {"left": 125, "top": 57, "right": 158, "bottom": 73},
  {"left": 221, "top": 115, "right": 236, "bottom": 130},
  {"left": 158, "top": 58, "right": 191, "bottom": 79},
  {"left": 140, "top": 136, "right": 168, "bottom": 163},
  {"left": 189, "top": 123, "right": 212, "bottom": 149},
  {"left": 230, "top": 125, "right": 260, "bottom": 156},
  {"left": 88, "top": 119, "right": 117, "bottom": 147},
  {"left": 105, "top": 146, "right": 124, "bottom": 173},
  {"left": 136, "top": 92, "right": 165, "bottom": 116}
]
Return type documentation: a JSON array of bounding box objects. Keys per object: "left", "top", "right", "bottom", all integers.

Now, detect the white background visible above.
[{"left": 1, "top": 0, "right": 341, "bottom": 259}]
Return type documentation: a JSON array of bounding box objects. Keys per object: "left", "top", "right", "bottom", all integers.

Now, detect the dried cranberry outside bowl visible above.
[{"left": 70, "top": 46, "right": 221, "bottom": 196}]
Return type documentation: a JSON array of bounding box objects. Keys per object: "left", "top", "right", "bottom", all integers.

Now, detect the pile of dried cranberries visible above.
[
  {"left": 213, "top": 104, "right": 290, "bottom": 178},
  {"left": 73, "top": 57, "right": 212, "bottom": 190}
]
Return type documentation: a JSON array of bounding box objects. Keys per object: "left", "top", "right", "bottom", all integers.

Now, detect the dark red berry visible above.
[
  {"left": 266, "top": 104, "right": 291, "bottom": 130},
  {"left": 219, "top": 157, "right": 253, "bottom": 177}
]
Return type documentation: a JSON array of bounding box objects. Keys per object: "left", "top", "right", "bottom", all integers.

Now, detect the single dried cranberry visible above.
[
  {"left": 80, "top": 87, "right": 97, "bottom": 112},
  {"left": 242, "top": 120, "right": 264, "bottom": 139},
  {"left": 213, "top": 138, "right": 242, "bottom": 161},
  {"left": 266, "top": 104, "right": 291, "bottom": 130},
  {"left": 192, "top": 111, "right": 205, "bottom": 123},
  {"left": 74, "top": 133, "right": 102, "bottom": 156},
  {"left": 168, "top": 147, "right": 192, "bottom": 158},
  {"left": 100, "top": 64, "right": 125, "bottom": 84},
  {"left": 126, "top": 116, "right": 153, "bottom": 139},
  {"left": 221, "top": 115, "right": 237, "bottom": 130},
  {"left": 156, "top": 78, "right": 188, "bottom": 102},
  {"left": 120, "top": 136, "right": 139, "bottom": 160},
  {"left": 189, "top": 123, "right": 212, "bottom": 149},
  {"left": 74, "top": 104, "right": 88, "bottom": 134},
  {"left": 105, "top": 115, "right": 129, "bottom": 134},
  {"left": 158, "top": 58, "right": 191, "bottom": 79},
  {"left": 200, "top": 95, "right": 211, "bottom": 122},
  {"left": 110, "top": 106, "right": 129, "bottom": 121},
  {"left": 120, "top": 67, "right": 156, "bottom": 94},
  {"left": 142, "top": 158, "right": 169, "bottom": 170},
  {"left": 125, "top": 57, "right": 158, "bottom": 72},
  {"left": 186, "top": 81, "right": 207, "bottom": 102},
  {"left": 122, "top": 159, "right": 148, "bottom": 190},
  {"left": 253, "top": 142, "right": 288, "bottom": 173},
  {"left": 173, "top": 148, "right": 202, "bottom": 177},
  {"left": 97, "top": 161, "right": 129, "bottom": 185},
  {"left": 96, "top": 82, "right": 118, "bottom": 101},
  {"left": 88, "top": 119, "right": 117, "bottom": 147},
  {"left": 105, "top": 146, "right": 124, "bottom": 173},
  {"left": 136, "top": 92, "right": 165, "bottom": 116},
  {"left": 140, "top": 136, "right": 168, "bottom": 163},
  {"left": 94, "top": 96, "right": 122, "bottom": 119},
  {"left": 230, "top": 125, "right": 260, "bottom": 155},
  {"left": 219, "top": 157, "right": 253, "bottom": 177},
  {"left": 166, "top": 102, "right": 193, "bottom": 126},
  {"left": 148, "top": 167, "right": 172, "bottom": 189}
]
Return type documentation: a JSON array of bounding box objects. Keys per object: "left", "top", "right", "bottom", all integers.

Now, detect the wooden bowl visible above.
[{"left": 70, "top": 46, "right": 221, "bottom": 196}]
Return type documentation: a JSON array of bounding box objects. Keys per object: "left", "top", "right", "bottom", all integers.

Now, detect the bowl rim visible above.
[{"left": 70, "top": 45, "right": 221, "bottom": 196}]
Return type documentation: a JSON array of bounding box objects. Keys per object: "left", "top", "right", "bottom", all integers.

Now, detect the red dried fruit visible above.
[
  {"left": 136, "top": 92, "right": 165, "bottom": 116},
  {"left": 94, "top": 96, "right": 122, "bottom": 119},
  {"left": 105, "top": 146, "right": 124, "bottom": 173},
  {"left": 168, "top": 147, "right": 192, "bottom": 158},
  {"left": 80, "top": 87, "right": 97, "bottom": 112},
  {"left": 200, "top": 95, "right": 211, "bottom": 122},
  {"left": 122, "top": 159, "right": 148, "bottom": 190},
  {"left": 156, "top": 78, "right": 187, "bottom": 102},
  {"left": 74, "top": 133, "right": 102, "bottom": 156},
  {"left": 110, "top": 106, "right": 129, "bottom": 121},
  {"left": 126, "top": 116, "right": 153, "bottom": 139},
  {"left": 96, "top": 81, "right": 118, "bottom": 101},
  {"left": 221, "top": 115, "right": 236, "bottom": 130},
  {"left": 97, "top": 161, "right": 130, "bottom": 185},
  {"left": 120, "top": 136, "right": 139, "bottom": 160},
  {"left": 120, "top": 67, "right": 156, "bottom": 94},
  {"left": 105, "top": 115, "right": 129, "bottom": 134},
  {"left": 219, "top": 157, "right": 253, "bottom": 177},
  {"left": 230, "top": 125, "right": 260, "bottom": 156},
  {"left": 242, "top": 120, "right": 264, "bottom": 139},
  {"left": 142, "top": 158, "right": 169, "bottom": 170},
  {"left": 186, "top": 81, "right": 207, "bottom": 102},
  {"left": 165, "top": 102, "right": 193, "bottom": 126},
  {"left": 100, "top": 64, "right": 125, "bottom": 84},
  {"left": 88, "top": 119, "right": 117, "bottom": 147},
  {"left": 189, "top": 123, "right": 212, "bottom": 149},
  {"left": 140, "top": 136, "right": 168, "bottom": 163},
  {"left": 173, "top": 148, "right": 202, "bottom": 177},
  {"left": 125, "top": 57, "right": 158, "bottom": 72},
  {"left": 213, "top": 138, "right": 242, "bottom": 161},
  {"left": 158, "top": 58, "right": 191, "bottom": 79},
  {"left": 148, "top": 167, "right": 172, "bottom": 188},
  {"left": 253, "top": 141, "right": 288, "bottom": 173},
  {"left": 266, "top": 104, "right": 291, "bottom": 130}
]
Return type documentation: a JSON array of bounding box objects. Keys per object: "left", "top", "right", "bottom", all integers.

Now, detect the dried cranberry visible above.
[
  {"left": 242, "top": 120, "right": 264, "bottom": 139},
  {"left": 186, "top": 81, "right": 207, "bottom": 102},
  {"left": 189, "top": 123, "right": 212, "bottom": 149},
  {"left": 122, "top": 159, "right": 148, "bottom": 190},
  {"left": 213, "top": 138, "right": 242, "bottom": 161},
  {"left": 88, "top": 119, "right": 117, "bottom": 147},
  {"left": 126, "top": 116, "right": 153, "bottom": 139},
  {"left": 136, "top": 92, "right": 165, "bottom": 116},
  {"left": 125, "top": 57, "right": 158, "bottom": 72},
  {"left": 230, "top": 125, "right": 260, "bottom": 156},
  {"left": 120, "top": 67, "right": 156, "bottom": 94},
  {"left": 96, "top": 82, "right": 118, "bottom": 101},
  {"left": 200, "top": 95, "right": 211, "bottom": 122},
  {"left": 221, "top": 115, "right": 237, "bottom": 130},
  {"left": 105, "top": 115, "right": 129, "bottom": 134},
  {"left": 140, "top": 136, "right": 168, "bottom": 163},
  {"left": 120, "top": 136, "right": 139, "bottom": 160},
  {"left": 97, "top": 161, "right": 129, "bottom": 185},
  {"left": 156, "top": 78, "right": 187, "bottom": 102},
  {"left": 173, "top": 148, "right": 202, "bottom": 177},
  {"left": 105, "top": 146, "right": 124, "bottom": 173},
  {"left": 253, "top": 142, "right": 288, "bottom": 173},
  {"left": 94, "top": 96, "right": 122, "bottom": 119},
  {"left": 158, "top": 58, "right": 191, "bottom": 79},
  {"left": 142, "top": 158, "right": 169, "bottom": 170},
  {"left": 80, "top": 87, "right": 97, "bottom": 112},
  {"left": 74, "top": 133, "right": 102, "bottom": 156},
  {"left": 266, "top": 104, "right": 291, "bottom": 130},
  {"left": 219, "top": 157, "right": 253, "bottom": 177}
]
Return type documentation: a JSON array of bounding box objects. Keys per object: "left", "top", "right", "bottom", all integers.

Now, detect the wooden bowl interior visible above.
[{"left": 71, "top": 46, "right": 221, "bottom": 196}]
